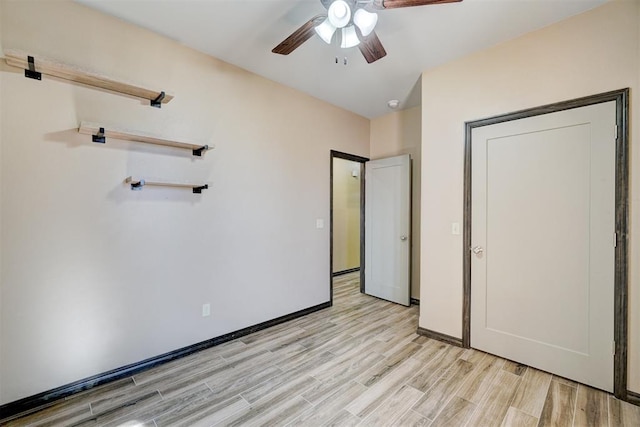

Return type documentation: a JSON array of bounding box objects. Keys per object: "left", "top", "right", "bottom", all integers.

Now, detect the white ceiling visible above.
[{"left": 76, "top": 0, "right": 607, "bottom": 119}]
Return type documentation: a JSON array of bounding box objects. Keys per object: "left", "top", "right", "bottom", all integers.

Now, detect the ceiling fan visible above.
[{"left": 272, "top": 0, "right": 462, "bottom": 64}]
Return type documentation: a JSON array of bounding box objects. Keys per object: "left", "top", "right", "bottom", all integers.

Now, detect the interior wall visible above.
[
  {"left": 332, "top": 158, "right": 361, "bottom": 273},
  {"left": 0, "top": 0, "right": 3, "bottom": 405},
  {"left": 0, "top": 0, "right": 370, "bottom": 404},
  {"left": 370, "top": 106, "right": 421, "bottom": 299},
  {"left": 420, "top": 0, "right": 640, "bottom": 393},
  {"left": 635, "top": 0, "right": 640, "bottom": 396}
]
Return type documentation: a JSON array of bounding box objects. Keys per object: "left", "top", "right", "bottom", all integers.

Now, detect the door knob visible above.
[
  {"left": 400, "top": 235, "right": 408, "bottom": 241},
  {"left": 472, "top": 246, "right": 484, "bottom": 255}
]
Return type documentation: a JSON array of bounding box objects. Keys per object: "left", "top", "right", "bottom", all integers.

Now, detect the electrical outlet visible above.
[{"left": 202, "top": 303, "right": 211, "bottom": 317}]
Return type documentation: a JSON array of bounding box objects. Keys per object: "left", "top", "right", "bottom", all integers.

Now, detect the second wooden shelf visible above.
[{"left": 79, "top": 122, "right": 213, "bottom": 157}]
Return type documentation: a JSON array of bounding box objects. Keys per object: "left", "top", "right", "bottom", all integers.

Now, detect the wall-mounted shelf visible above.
[
  {"left": 4, "top": 49, "right": 174, "bottom": 108},
  {"left": 78, "top": 122, "right": 212, "bottom": 157},
  {"left": 125, "top": 177, "right": 208, "bottom": 194}
]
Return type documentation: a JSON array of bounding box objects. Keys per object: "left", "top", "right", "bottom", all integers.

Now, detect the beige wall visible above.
[
  {"left": 371, "top": 106, "right": 421, "bottom": 299},
  {"left": 332, "top": 158, "right": 361, "bottom": 272},
  {"left": 0, "top": 0, "right": 3, "bottom": 405},
  {"left": 420, "top": 0, "right": 640, "bottom": 393},
  {"left": 636, "top": 0, "right": 640, "bottom": 396},
  {"left": 0, "top": 0, "right": 370, "bottom": 404}
]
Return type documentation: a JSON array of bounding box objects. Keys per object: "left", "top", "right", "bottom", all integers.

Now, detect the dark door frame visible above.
[
  {"left": 330, "top": 150, "right": 369, "bottom": 304},
  {"left": 462, "top": 88, "right": 629, "bottom": 399}
]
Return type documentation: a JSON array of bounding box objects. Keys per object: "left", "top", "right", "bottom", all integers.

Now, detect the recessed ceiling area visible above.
[{"left": 76, "top": 0, "right": 608, "bottom": 118}]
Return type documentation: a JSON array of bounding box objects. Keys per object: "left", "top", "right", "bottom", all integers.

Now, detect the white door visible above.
[
  {"left": 364, "top": 154, "right": 411, "bottom": 306},
  {"left": 471, "top": 101, "right": 616, "bottom": 392}
]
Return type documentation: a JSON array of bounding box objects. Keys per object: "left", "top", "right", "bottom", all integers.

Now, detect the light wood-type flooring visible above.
[{"left": 3, "top": 272, "right": 640, "bottom": 426}]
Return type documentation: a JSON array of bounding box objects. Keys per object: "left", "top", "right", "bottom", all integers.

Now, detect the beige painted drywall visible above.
[
  {"left": 332, "top": 158, "right": 361, "bottom": 273},
  {"left": 635, "top": 0, "right": 640, "bottom": 396},
  {"left": 370, "top": 106, "right": 421, "bottom": 299},
  {"left": 0, "top": 0, "right": 3, "bottom": 405},
  {"left": 0, "top": 0, "right": 369, "bottom": 404},
  {"left": 420, "top": 0, "right": 640, "bottom": 393}
]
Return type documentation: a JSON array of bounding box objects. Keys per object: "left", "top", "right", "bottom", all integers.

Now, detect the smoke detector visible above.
[{"left": 387, "top": 99, "right": 400, "bottom": 109}]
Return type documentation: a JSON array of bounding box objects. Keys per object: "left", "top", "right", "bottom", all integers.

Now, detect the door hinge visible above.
[
  {"left": 612, "top": 340, "right": 616, "bottom": 355},
  {"left": 614, "top": 232, "right": 617, "bottom": 248},
  {"left": 615, "top": 125, "right": 619, "bottom": 140}
]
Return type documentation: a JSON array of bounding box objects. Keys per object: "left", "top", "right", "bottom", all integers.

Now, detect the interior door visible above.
[
  {"left": 471, "top": 101, "right": 616, "bottom": 392},
  {"left": 364, "top": 154, "right": 410, "bottom": 306}
]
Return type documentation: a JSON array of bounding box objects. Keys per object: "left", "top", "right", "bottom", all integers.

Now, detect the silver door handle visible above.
[
  {"left": 472, "top": 246, "right": 484, "bottom": 254},
  {"left": 400, "top": 235, "right": 408, "bottom": 241}
]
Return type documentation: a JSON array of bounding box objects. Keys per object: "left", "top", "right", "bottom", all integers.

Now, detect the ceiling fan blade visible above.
[
  {"left": 272, "top": 15, "right": 325, "bottom": 55},
  {"left": 358, "top": 30, "right": 387, "bottom": 64},
  {"left": 372, "top": 0, "right": 462, "bottom": 9}
]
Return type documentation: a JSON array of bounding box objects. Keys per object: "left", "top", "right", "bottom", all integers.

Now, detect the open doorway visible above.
[{"left": 330, "top": 150, "right": 368, "bottom": 304}]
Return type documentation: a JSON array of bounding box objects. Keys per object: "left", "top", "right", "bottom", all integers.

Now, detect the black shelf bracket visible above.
[
  {"left": 130, "top": 179, "right": 145, "bottom": 191},
  {"left": 193, "top": 184, "right": 208, "bottom": 194},
  {"left": 25, "top": 56, "right": 42, "bottom": 80},
  {"left": 192, "top": 145, "right": 209, "bottom": 157},
  {"left": 92, "top": 127, "right": 106, "bottom": 144},
  {"left": 150, "top": 91, "right": 165, "bottom": 108}
]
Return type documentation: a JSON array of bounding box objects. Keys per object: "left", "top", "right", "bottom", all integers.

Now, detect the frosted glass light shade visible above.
[
  {"left": 341, "top": 25, "right": 360, "bottom": 48},
  {"left": 328, "top": 0, "right": 351, "bottom": 28},
  {"left": 315, "top": 18, "right": 337, "bottom": 44},
  {"left": 354, "top": 9, "right": 378, "bottom": 37}
]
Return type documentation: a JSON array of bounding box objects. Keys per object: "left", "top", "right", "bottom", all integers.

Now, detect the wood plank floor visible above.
[{"left": 3, "top": 272, "right": 639, "bottom": 426}]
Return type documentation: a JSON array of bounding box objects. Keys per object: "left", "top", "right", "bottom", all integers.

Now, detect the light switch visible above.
[
  {"left": 316, "top": 219, "right": 324, "bottom": 229},
  {"left": 451, "top": 222, "right": 460, "bottom": 235}
]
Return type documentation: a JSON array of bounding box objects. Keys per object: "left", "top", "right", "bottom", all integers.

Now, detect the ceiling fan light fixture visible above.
[
  {"left": 354, "top": 9, "right": 378, "bottom": 37},
  {"left": 328, "top": 0, "right": 351, "bottom": 28},
  {"left": 315, "top": 18, "right": 337, "bottom": 44},
  {"left": 341, "top": 25, "right": 361, "bottom": 48}
]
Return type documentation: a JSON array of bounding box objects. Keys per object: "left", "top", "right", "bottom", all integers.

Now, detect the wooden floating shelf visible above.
[
  {"left": 78, "top": 122, "right": 213, "bottom": 156},
  {"left": 4, "top": 49, "right": 174, "bottom": 108},
  {"left": 125, "top": 177, "right": 209, "bottom": 194}
]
